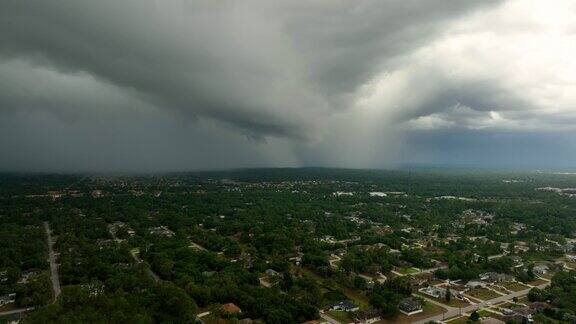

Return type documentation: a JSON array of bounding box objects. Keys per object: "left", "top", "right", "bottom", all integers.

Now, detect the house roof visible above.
[
  {"left": 354, "top": 308, "right": 381, "bottom": 320},
  {"left": 222, "top": 302, "right": 242, "bottom": 314},
  {"left": 332, "top": 299, "right": 358, "bottom": 310},
  {"left": 515, "top": 306, "right": 535, "bottom": 316},
  {"left": 398, "top": 297, "right": 422, "bottom": 310}
]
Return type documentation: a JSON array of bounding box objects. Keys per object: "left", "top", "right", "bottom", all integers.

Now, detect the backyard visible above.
[{"left": 465, "top": 287, "right": 501, "bottom": 300}]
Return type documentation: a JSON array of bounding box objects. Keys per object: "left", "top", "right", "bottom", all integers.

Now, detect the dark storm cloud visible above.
[
  {"left": 391, "top": 75, "right": 538, "bottom": 125},
  {"left": 4, "top": 0, "right": 574, "bottom": 171},
  {"left": 0, "top": 0, "right": 499, "bottom": 139}
]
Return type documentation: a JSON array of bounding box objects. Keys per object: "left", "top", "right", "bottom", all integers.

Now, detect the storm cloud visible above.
[{"left": 1, "top": 0, "right": 576, "bottom": 171}]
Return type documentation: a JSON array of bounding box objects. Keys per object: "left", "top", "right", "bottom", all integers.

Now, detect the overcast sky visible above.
[{"left": 1, "top": 0, "right": 576, "bottom": 172}]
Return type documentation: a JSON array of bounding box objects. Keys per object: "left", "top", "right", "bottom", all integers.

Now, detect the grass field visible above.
[
  {"left": 465, "top": 287, "right": 501, "bottom": 300},
  {"left": 482, "top": 310, "right": 508, "bottom": 322},
  {"left": 327, "top": 310, "right": 354, "bottom": 323},
  {"left": 517, "top": 296, "right": 529, "bottom": 303},
  {"left": 477, "top": 309, "right": 492, "bottom": 317},
  {"left": 343, "top": 288, "right": 370, "bottom": 309},
  {"left": 527, "top": 278, "right": 548, "bottom": 286},
  {"left": 428, "top": 279, "right": 445, "bottom": 286},
  {"left": 566, "top": 261, "right": 576, "bottom": 269},
  {"left": 539, "top": 273, "right": 554, "bottom": 280},
  {"left": 490, "top": 285, "right": 509, "bottom": 294},
  {"left": 501, "top": 281, "right": 530, "bottom": 292},
  {"left": 398, "top": 267, "right": 420, "bottom": 275}
]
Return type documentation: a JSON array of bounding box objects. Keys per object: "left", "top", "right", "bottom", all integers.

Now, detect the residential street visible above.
[
  {"left": 108, "top": 225, "right": 160, "bottom": 282},
  {"left": 0, "top": 307, "right": 35, "bottom": 317},
  {"left": 43, "top": 221, "right": 61, "bottom": 301},
  {"left": 413, "top": 279, "right": 551, "bottom": 324}
]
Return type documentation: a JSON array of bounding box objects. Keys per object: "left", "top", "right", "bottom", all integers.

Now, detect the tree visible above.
[
  {"left": 354, "top": 275, "right": 367, "bottom": 289},
  {"left": 469, "top": 310, "right": 480, "bottom": 322},
  {"left": 445, "top": 286, "right": 451, "bottom": 303}
]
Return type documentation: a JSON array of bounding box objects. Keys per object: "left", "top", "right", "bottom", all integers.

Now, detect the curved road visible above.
[{"left": 108, "top": 225, "right": 160, "bottom": 282}]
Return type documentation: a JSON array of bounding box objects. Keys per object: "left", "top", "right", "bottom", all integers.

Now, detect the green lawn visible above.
[
  {"left": 445, "top": 316, "right": 469, "bottom": 324},
  {"left": 343, "top": 288, "right": 370, "bottom": 309},
  {"left": 565, "top": 261, "right": 576, "bottom": 269},
  {"left": 398, "top": 267, "right": 420, "bottom": 275},
  {"left": 527, "top": 278, "right": 548, "bottom": 287},
  {"left": 327, "top": 310, "right": 354, "bottom": 323},
  {"left": 489, "top": 285, "right": 508, "bottom": 294},
  {"left": 517, "top": 296, "right": 529, "bottom": 303},
  {"left": 465, "top": 288, "right": 500, "bottom": 300},
  {"left": 501, "top": 281, "right": 530, "bottom": 292},
  {"left": 477, "top": 309, "right": 492, "bottom": 317}
]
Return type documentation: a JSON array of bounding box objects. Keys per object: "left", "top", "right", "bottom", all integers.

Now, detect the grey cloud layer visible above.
[
  {"left": 0, "top": 0, "right": 497, "bottom": 139},
  {"left": 3, "top": 0, "right": 575, "bottom": 171}
]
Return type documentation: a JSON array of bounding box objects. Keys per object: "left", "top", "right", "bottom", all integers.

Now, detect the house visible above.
[
  {"left": 466, "top": 280, "right": 487, "bottom": 288},
  {"left": 357, "top": 274, "right": 375, "bottom": 289},
  {"left": 515, "top": 245, "right": 530, "bottom": 253},
  {"left": 265, "top": 269, "right": 280, "bottom": 277},
  {"left": 369, "top": 192, "right": 387, "bottom": 197},
  {"left": 398, "top": 297, "right": 423, "bottom": 315},
  {"left": 331, "top": 300, "right": 359, "bottom": 312},
  {"left": 353, "top": 308, "right": 381, "bottom": 324},
  {"left": 562, "top": 243, "right": 575, "bottom": 253},
  {"left": 511, "top": 222, "right": 527, "bottom": 232},
  {"left": 420, "top": 286, "right": 447, "bottom": 299},
  {"left": 18, "top": 269, "right": 40, "bottom": 284},
  {"left": 509, "top": 255, "right": 523, "bottom": 266},
  {"left": 514, "top": 306, "right": 535, "bottom": 322},
  {"left": 501, "top": 308, "right": 515, "bottom": 316},
  {"left": 202, "top": 271, "right": 216, "bottom": 277},
  {"left": 479, "top": 272, "right": 514, "bottom": 283},
  {"left": 48, "top": 191, "right": 63, "bottom": 200},
  {"left": 375, "top": 273, "right": 387, "bottom": 284},
  {"left": 81, "top": 283, "right": 104, "bottom": 297},
  {"left": 0, "top": 270, "right": 8, "bottom": 283},
  {"left": 259, "top": 276, "right": 276, "bottom": 288},
  {"left": 530, "top": 302, "right": 550, "bottom": 312},
  {"left": 374, "top": 225, "right": 393, "bottom": 236},
  {"left": 289, "top": 254, "right": 303, "bottom": 265},
  {"left": 259, "top": 269, "right": 280, "bottom": 288},
  {"left": 149, "top": 226, "right": 174, "bottom": 237},
  {"left": 409, "top": 273, "right": 434, "bottom": 287},
  {"left": 0, "top": 293, "right": 16, "bottom": 307},
  {"left": 221, "top": 302, "right": 242, "bottom": 314},
  {"left": 533, "top": 265, "right": 549, "bottom": 275}
]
